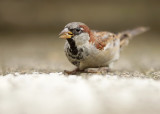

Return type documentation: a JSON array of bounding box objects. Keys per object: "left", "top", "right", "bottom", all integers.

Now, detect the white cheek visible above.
[{"left": 74, "top": 33, "right": 90, "bottom": 46}]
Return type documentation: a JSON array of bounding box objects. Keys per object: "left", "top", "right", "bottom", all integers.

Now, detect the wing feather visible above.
[{"left": 91, "top": 31, "right": 117, "bottom": 50}]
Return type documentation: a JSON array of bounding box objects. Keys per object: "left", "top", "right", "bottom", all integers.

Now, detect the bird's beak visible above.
[{"left": 59, "top": 28, "right": 73, "bottom": 39}]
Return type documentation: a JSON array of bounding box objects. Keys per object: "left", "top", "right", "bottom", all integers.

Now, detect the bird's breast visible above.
[{"left": 65, "top": 38, "right": 120, "bottom": 70}]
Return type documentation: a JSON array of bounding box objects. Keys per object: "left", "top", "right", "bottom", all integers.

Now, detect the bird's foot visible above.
[
  {"left": 64, "top": 68, "right": 81, "bottom": 75},
  {"left": 84, "top": 67, "right": 110, "bottom": 74},
  {"left": 64, "top": 67, "right": 111, "bottom": 75}
]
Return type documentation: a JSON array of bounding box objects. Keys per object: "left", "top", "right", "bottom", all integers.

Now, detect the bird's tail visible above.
[{"left": 118, "top": 27, "right": 149, "bottom": 49}]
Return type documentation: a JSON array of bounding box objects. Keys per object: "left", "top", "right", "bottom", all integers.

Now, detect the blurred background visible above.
[{"left": 0, "top": 0, "right": 159, "bottom": 75}]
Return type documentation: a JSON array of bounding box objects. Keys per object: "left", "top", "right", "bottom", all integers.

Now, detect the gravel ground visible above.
[{"left": 0, "top": 72, "right": 160, "bottom": 114}]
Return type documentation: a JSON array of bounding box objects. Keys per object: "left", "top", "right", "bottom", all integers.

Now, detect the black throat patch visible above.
[{"left": 67, "top": 38, "right": 78, "bottom": 55}]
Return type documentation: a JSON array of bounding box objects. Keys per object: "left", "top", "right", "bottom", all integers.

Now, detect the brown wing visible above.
[{"left": 91, "top": 31, "right": 117, "bottom": 50}]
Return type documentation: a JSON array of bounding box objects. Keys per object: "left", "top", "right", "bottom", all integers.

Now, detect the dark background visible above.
[
  {"left": 0, "top": 0, "right": 159, "bottom": 75},
  {"left": 0, "top": 0, "right": 159, "bottom": 33}
]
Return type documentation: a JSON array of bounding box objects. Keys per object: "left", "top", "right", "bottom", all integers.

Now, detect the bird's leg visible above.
[
  {"left": 64, "top": 68, "right": 81, "bottom": 75},
  {"left": 84, "top": 68, "right": 99, "bottom": 73},
  {"left": 64, "top": 63, "right": 113, "bottom": 74},
  {"left": 84, "top": 67, "right": 110, "bottom": 74}
]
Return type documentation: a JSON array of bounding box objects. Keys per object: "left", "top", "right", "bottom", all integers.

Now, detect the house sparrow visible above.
[{"left": 59, "top": 22, "right": 148, "bottom": 74}]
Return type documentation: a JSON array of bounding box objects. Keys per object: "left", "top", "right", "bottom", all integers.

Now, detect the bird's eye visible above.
[{"left": 76, "top": 28, "right": 81, "bottom": 32}]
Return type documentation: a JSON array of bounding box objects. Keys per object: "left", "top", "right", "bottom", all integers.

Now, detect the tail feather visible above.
[{"left": 118, "top": 27, "right": 149, "bottom": 48}]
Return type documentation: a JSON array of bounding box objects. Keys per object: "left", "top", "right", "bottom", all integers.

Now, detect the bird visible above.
[{"left": 59, "top": 22, "right": 148, "bottom": 74}]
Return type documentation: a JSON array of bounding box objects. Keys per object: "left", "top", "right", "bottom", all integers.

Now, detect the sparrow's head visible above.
[{"left": 59, "top": 22, "right": 90, "bottom": 39}]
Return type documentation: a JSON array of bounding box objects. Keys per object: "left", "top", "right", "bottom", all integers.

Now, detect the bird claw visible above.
[
  {"left": 63, "top": 68, "right": 80, "bottom": 75},
  {"left": 84, "top": 67, "right": 110, "bottom": 74},
  {"left": 64, "top": 67, "right": 111, "bottom": 75}
]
